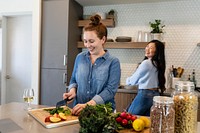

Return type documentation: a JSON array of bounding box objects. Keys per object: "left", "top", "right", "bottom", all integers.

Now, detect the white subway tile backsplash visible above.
[{"left": 84, "top": 0, "right": 200, "bottom": 87}]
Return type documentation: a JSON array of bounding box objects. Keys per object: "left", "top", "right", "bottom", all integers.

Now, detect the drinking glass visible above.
[{"left": 23, "top": 88, "right": 34, "bottom": 110}]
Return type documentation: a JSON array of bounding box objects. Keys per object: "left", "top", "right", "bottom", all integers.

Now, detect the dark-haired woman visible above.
[
  {"left": 63, "top": 15, "right": 121, "bottom": 115},
  {"left": 126, "top": 40, "right": 166, "bottom": 116}
]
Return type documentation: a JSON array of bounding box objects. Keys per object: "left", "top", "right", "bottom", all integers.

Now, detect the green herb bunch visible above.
[
  {"left": 78, "top": 103, "right": 119, "bottom": 133},
  {"left": 44, "top": 107, "right": 71, "bottom": 115},
  {"left": 149, "top": 19, "right": 165, "bottom": 33}
]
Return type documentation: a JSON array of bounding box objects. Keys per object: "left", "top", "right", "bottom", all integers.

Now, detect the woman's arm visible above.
[{"left": 126, "top": 59, "right": 152, "bottom": 86}]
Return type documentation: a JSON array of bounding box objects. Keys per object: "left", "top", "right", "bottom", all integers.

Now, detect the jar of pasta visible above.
[
  {"left": 172, "top": 81, "right": 198, "bottom": 133},
  {"left": 150, "top": 96, "right": 175, "bottom": 133}
]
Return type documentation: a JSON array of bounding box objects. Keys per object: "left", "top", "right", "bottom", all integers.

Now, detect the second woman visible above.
[{"left": 126, "top": 40, "right": 166, "bottom": 116}]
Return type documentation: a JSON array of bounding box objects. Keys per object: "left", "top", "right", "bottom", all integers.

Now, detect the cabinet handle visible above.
[
  {"left": 6, "top": 75, "right": 11, "bottom": 79},
  {"left": 63, "top": 73, "right": 67, "bottom": 84},
  {"left": 63, "top": 55, "right": 67, "bottom": 66}
]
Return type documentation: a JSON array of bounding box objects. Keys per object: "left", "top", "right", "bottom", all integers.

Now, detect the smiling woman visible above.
[
  {"left": 63, "top": 14, "right": 121, "bottom": 115},
  {"left": 126, "top": 40, "right": 166, "bottom": 116}
]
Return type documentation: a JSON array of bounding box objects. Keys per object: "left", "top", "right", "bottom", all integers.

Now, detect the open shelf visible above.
[
  {"left": 77, "top": 41, "right": 148, "bottom": 49},
  {"left": 78, "top": 19, "right": 115, "bottom": 27}
]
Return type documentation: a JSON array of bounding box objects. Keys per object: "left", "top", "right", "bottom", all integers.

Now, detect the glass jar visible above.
[
  {"left": 150, "top": 96, "right": 175, "bottom": 133},
  {"left": 172, "top": 81, "right": 198, "bottom": 133}
]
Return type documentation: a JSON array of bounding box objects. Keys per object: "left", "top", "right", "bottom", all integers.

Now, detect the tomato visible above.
[
  {"left": 121, "top": 119, "right": 128, "bottom": 126},
  {"left": 115, "top": 117, "right": 122, "bottom": 123},
  {"left": 131, "top": 115, "right": 137, "bottom": 122},
  {"left": 44, "top": 116, "right": 51, "bottom": 122},
  {"left": 126, "top": 114, "right": 132, "bottom": 120},
  {"left": 120, "top": 112, "right": 127, "bottom": 119}
]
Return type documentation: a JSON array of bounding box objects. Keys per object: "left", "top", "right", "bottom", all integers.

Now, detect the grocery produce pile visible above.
[{"left": 78, "top": 103, "right": 150, "bottom": 133}]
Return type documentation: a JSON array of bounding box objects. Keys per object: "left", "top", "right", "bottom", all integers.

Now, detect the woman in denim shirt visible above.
[
  {"left": 126, "top": 40, "right": 166, "bottom": 116},
  {"left": 63, "top": 15, "right": 121, "bottom": 115}
]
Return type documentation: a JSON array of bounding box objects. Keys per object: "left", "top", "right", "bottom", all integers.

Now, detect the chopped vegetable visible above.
[{"left": 44, "top": 107, "right": 71, "bottom": 115}]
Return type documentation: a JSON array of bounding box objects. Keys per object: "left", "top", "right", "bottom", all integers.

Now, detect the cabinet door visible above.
[
  {"left": 41, "top": 0, "right": 69, "bottom": 69},
  {"left": 40, "top": 69, "right": 66, "bottom": 106},
  {"left": 115, "top": 92, "right": 136, "bottom": 112}
]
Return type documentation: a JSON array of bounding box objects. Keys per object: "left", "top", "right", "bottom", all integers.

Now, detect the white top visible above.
[{"left": 126, "top": 59, "right": 158, "bottom": 89}]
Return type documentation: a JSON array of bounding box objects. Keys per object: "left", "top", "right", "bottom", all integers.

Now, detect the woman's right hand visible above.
[{"left": 63, "top": 88, "right": 76, "bottom": 103}]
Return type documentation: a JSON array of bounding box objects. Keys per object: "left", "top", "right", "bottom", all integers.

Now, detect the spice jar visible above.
[
  {"left": 172, "top": 81, "right": 198, "bottom": 133},
  {"left": 150, "top": 96, "right": 175, "bottom": 133}
]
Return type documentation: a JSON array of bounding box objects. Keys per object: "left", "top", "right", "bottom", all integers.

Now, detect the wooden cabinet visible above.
[
  {"left": 115, "top": 91, "right": 136, "bottom": 112},
  {"left": 40, "top": 0, "right": 83, "bottom": 106}
]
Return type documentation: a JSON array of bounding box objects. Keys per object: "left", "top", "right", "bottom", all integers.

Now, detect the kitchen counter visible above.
[
  {"left": 117, "top": 86, "right": 200, "bottom": 97},
  {"left": 1, "top": 102, "right": 200, "bottom": 133},
  {"left": 0, "top": 102, "right": 79, "bottom": 133}
]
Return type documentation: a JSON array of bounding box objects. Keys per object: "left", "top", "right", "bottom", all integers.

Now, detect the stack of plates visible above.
[
  {"left": 115, "top": 36, "right": 132, "bottom": 42},
  {"left": 106, "top": 38, "right": 114, "bottom": 42}
]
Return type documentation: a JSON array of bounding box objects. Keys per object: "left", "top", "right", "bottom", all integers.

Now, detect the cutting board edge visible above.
[{"left": 46, "top": 120, "right": 79, "bottom": 128}]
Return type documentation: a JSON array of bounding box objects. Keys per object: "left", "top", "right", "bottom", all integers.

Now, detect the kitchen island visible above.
[
  {"left": 0, "top": 102, "right": 200, "bottom": 133},
  {"left": 0, "top": 102, "right": 79, "bottom": 133}
]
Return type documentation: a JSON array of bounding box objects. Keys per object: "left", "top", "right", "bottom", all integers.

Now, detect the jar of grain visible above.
[
  {"left": 150, "top": 96, "right": 175, "bottom": 133},
  {"left": 172, "top": 81, "right": 198, "bottom": 133}
]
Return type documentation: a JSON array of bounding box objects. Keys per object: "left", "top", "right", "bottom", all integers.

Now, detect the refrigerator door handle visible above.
[
  {"left": 63, "top": 73, "right": 67, "bottom": 84},
  {"left": 63, "top": 55, "right": 67, "bottom": 66}
]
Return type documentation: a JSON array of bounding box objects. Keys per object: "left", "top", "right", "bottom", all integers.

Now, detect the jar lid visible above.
[
  {"left": 176, "top": 81, "right": 194, "bottom": 87},
  {"left": 175, "top": 81, "right": 194, "bottom": 91},
  {"left": 153, "top": 96, "right": 173, "bottom": 104}
]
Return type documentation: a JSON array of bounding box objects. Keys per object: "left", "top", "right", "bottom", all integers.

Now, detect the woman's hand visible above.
[
  {"left": 63, "top": 88, "right": 76, "bottom": 103},
  {"left": 72, "top": 100, "right": 96, "bottom": 115},
  {"left": 72, "top": 103, "right": 87, "bottom": 116}
]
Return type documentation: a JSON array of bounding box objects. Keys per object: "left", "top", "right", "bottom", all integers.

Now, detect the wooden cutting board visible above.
[
  {"left": 119, "top": 128, "right": 150, "bottom": 133},
  {"left": 28, "top": 107, "right": 79, "bottom": 128}
]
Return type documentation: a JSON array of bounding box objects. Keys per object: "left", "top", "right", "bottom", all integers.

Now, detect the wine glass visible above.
[{"left": 23, "top": 88, "right": 34, "bottom": 110}]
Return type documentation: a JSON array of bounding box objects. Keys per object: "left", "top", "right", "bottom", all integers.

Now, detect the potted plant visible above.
[
  {"left": 107, "top": 9, "right": 115, "bottom": 19},
  {"left": 149, "top": 19, "right": 165, "bottom": 41}
]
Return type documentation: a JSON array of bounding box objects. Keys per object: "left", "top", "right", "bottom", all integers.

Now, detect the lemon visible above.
[
  {"left": 132, "top": 118, "right": 145, "bottom": 131},
  {"left": 139, "top": 116, "right": 151, "bottom": 128}
]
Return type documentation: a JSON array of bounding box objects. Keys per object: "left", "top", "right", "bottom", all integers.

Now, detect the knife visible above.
[{"left": 56, "top": 98, "right": 73, "bottom": 108}]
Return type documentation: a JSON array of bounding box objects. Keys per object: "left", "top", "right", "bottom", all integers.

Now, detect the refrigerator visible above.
[{"left": 40, "top": 0, "right": 82, "bottom": 106}]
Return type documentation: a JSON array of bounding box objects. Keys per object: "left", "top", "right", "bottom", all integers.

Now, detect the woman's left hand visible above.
[{"left": 72, "top": 103, "right": 87, "bottom": 116}]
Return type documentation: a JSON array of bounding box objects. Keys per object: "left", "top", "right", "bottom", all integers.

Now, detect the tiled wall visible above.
[{"left": 83, "top": 0, "right": 200, "bottom": 87}]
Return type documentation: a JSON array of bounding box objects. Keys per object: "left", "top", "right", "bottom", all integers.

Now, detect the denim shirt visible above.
[{"left": 68, "top": 51, "right": 121, "bottom": 110}]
